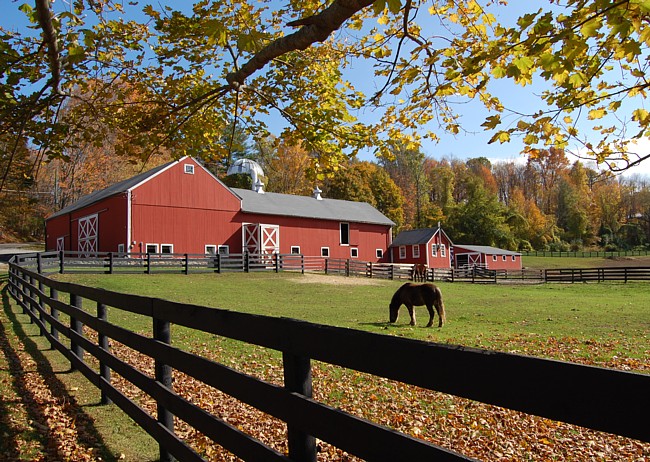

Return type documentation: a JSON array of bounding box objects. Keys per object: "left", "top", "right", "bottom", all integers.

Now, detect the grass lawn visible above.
[
  {"left": 2, "top": 266, "right": 649, "bottom": 461},
  {"left": 53, "top": 271, "right": 650, "bottom": 361}
]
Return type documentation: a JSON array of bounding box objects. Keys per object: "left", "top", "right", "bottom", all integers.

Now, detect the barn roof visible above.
[
  {"left": 453, "top": 245, "right": 521, "bottom": 256},
  {"left": 233, "top": 188, "right": 395, "bottom": 226},
  {"left": 390, "top": 227, "right": 452, "bottom": 246},
  {"left": 47, "top": 160, "right": 175, "bottom": 220}
]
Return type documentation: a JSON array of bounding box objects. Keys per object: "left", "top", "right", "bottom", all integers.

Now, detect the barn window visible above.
[
  {"left": 340, "top": 222, "right": 350, "bottom": 245},
  {"left": 184, "top": 164, "right": 195, "bottom": 174},
  {"left": 321, "top": 247, "right": 330, "bottom": 257},
  {"left": 399, "top": 246, "right": 406, "bottom": 259},
  {"left": 218, "top": 245, "right": 229, "bottom": 256},
  {"left": 376, "top": 249, "right": 383, "bottom": 259},
  {"left": 512, "top": 255, "right": 516, "bottom": 262},
  {"left": 412, "top": 245, "right": 420, "bottom": 258},
  {"left": 205, "top": 245, "right": 216, "bottom": 255},
  {"left": 440, "top": 244, "right": 446, "bottom": 257},
  {"left": 492, "top": 255, "right": 497, "bottom": 261},
  {"left": 291, "top": 246, "right": 301, "bottom": 254},
  {"left": 502, "top": 255, "right": 507, "bottom": 261},
  {"left": 161, "top": 244, "right": 173, "bottom": 254},
  {"left": 117, "top": 244, "right": 125, "bottom": 256},
  {"left": 350, "top": 248, "right": 358, "bottom": 258},
  {"left": 146, "top": 243, "right": 159, "bottom": 254},
  {"left": 431, "top": 245, "right": 437, "bottom": 257}
]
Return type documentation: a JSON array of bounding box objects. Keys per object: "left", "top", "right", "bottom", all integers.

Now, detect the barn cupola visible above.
[
  {"left": 226, "top": 159, "right": 265, "bottom": 191},
  {"left": 312, "top": 186, "right": 323, "bottom": 200}
]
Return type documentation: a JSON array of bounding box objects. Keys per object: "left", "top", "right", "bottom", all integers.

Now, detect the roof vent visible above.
[
  {"left": 226, "top": 159, "right": 265, "bottom": 191},
  {"left": 313, "top": 186, "right": 323, "bottom": 200},
  {"left": 254, "top": 179, "right": 265, "bottom": 194}
]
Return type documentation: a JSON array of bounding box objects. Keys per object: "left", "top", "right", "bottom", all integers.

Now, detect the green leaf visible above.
[{"left": 387, "top": 0, "right": 401, "bottom": 14}]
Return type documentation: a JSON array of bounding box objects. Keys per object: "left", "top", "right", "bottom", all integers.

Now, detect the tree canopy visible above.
[{"left": 1, "top": 0, "right": 649, "bottom": 188}]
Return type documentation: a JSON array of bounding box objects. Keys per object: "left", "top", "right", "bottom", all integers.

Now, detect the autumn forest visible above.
[{"left": 2, "top": 130, "right": 650, "bottom": 253}]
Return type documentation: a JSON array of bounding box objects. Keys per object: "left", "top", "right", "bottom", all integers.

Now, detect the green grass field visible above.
[
  {"left": 2, "top": 263, "right": 649, "bottom": 461},
  {"left": 54, "top": 271, "right": 650, "bottom": 360}
]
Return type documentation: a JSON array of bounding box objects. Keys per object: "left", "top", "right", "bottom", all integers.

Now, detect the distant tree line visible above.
[{"left": 1, "top": 131, "right": 649, "bottom": 252}]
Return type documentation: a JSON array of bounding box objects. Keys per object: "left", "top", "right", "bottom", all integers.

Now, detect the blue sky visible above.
[{"left": 4, "top": 0, "right": 649, "bottom": 177}]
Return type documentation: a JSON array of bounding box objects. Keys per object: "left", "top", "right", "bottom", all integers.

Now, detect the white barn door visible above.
[
  {"left": 243, "top": 223, "right": 279, "bottom": 257},
  {"left": 78, "top": 214, "right": 98, "bottom": 255}
]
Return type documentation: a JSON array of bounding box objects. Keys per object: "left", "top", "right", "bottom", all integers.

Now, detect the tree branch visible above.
[
  {"left": 226, "top": 0, "right": 376, "bottom": 87},
  {"left": 35, "top": 0, "right": 63, "bottom": 95}
]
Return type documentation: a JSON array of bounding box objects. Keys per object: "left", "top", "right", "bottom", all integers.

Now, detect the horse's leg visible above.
[
  {"left": 435, "top": 299, "right": 446, "bottom": 327},
  {"left": 425, "top": 304, "right": 434, "bottom": 327},
  {"left": 406, "top": 305, "right": 416, "bottom": 326}
]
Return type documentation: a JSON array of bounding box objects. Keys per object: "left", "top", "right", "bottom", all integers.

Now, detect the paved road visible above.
[{"left": 0, "top": 243, "right": 44, "bottom": 263}]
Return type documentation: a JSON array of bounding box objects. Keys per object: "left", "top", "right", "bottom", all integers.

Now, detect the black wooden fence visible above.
[
  {"left": 545, "top": 267, "right": 650, "bottom": 282},
  {"left": 5, "top": 258, "right": 650, "bottom": 461}
]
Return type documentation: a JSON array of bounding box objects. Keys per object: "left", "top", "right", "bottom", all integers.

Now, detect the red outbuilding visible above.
[
  {"left": 452, "top": 244, "right": 522, "bottom": 270},
  {"left": 388, "top": 227, "right": 453, "bottom": 269},
  {"left": 45, "top": 157, "right": 395, "bottom": 262}
]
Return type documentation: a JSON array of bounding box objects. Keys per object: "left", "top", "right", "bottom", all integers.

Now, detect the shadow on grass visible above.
[{"left": 0, "top": 284, "right": 120, "bottom": 461}]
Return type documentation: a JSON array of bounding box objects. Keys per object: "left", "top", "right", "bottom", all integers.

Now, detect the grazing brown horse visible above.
[
  {"left": 412, "top": 263, "right": 428, "bottom": 282},
  {"left": 389, "top": 283, "right": 446, "bottom": 327}
]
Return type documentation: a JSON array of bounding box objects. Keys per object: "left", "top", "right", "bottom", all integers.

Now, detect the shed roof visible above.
[
  {"left": 390, "top": 227, "right": 452, "bottom": 247},
  {"left": 233, "top": 188, "right": 395, "bottom": 226},
  {"left": 453, "top": 245, "right": 521, "bottom": 256}
]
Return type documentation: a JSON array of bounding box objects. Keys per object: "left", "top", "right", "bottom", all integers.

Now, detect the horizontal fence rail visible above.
[
  {"left": 5, "top": 259, "right": 650, "bottom": 462},
  {"left": 522, "top": 249, "right": 650, "bottom": 258},
  {"left": 10, "top": 251, "right": 650, "bottom": 284}
]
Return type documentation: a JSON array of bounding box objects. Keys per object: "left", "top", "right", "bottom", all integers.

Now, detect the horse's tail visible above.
[{"left": 435, "top": 286, "right": 446, "bottom": 325}]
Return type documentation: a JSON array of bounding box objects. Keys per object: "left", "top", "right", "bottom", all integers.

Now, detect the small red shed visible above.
[
  {"left": 388, "top": 227, "right": 453, "bottom": 269},
  {"left": 452, "top": 245, "right": 522, "bottom": 270},
  {"left": 45, "top": 157, "right": 395, "bottom": 262}
]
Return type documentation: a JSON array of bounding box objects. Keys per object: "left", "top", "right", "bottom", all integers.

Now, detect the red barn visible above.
[
  {"left": 388, "top": 227, "right": 453, "bottom": 268},
  {"left": 45, "top": 157, "right": 395, "bottom": 262},
  {"left": 452, "top": 245, "right": 522, "bottom": 270}
]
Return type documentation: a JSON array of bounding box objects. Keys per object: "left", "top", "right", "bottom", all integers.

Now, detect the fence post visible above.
[
  {"left": 390, "top": 264, "right": 394, "bottom": 280},
  {"left": 109, "top": 252, "right": 114, "bottom": 274},
  {"left": 69, "top": 293, "right": 84, "bottom": 369},
  {"left": 275, "top": 253, "right": 280, "bottom": 273},
  {"left": 97, "top": 302, "right": 112, "bottom": 405},
  {"left": 59, "top": 250, "right": 65, "bottom": 274},
  {"left": 37, "top": 274, "right": 46, "bottom": 336},
  {"left": 283, "top": 352, "right": 316, "bottom": 462},
  {"left": 146, "top": 253, "right": 151, "bottom": 274},
  {"left": 153, "top": 314, "right": 174, "bottom": 462},
  {"left": 301, "top": 255, "right": 305, "bottom": 275},
  {"left": 184, "top": 254, "right": 189, "bottom": 275},
  {"left": 50, "top": 287, "right": 59, "bottom": 343},
  {"left": 324, "top": 259, "right": 329, "bottom": 275},
  {"left": 244, "top": 252, "right": 250, "bottom": 273},
  {"left": 345, "top": 259, "right": 350, "bottom": 277},
  {"left": 216, "top": 253, "right": 221, "bottom": 274}
]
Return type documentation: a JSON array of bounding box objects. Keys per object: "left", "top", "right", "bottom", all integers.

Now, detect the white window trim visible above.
[
  {"left": 441, "top": 244, "right": 446, "bottom": 257},
  {"left": 218, "top": 245, "right": 230, "bottom": 255},
  {"left": 431, "top": 244, "right": 437, "bottom": 257},
  {"left": 146, "top": 243, "right": 159, "bottom": 254},
  {"left": 502, "top": 255, "right": 507, "bottom": 261},
  {"left": 205, "top": 245, "right": 217, "bottom": 255},
  {"left": 56, "top": 236, "right": 65, "bottom": 251},
  {"left": 512, "top": 255, "right": 517, "bottom": 261},
  {"left": 291, "top": 246, "right": 301, "bottom": 254},
  {"left": 161, "top": 244, "right": 174, "bottom": 254},
  {"left": 321, "top": 247, "right": 330, "bottom": 257},
  {"left": 492, "top": 255, "right": 498, "bottom": 261},
  {"left": 412, "top": 245, "right": 420, "bottom": 258},
  {"left": 184, "top": 164, "right": 195, "bottom": 174},
  {"left": 117, "top": 244, "right": 125, "bottom": 255},
  {"left": 376, "top": 249, "right": 383, "bottom": 259},
  {"left": 350, "top": 247, "right": 359, "bottom": 258},
  {"left": 399, "top": 245, "right": 406, "bottom": 259}
]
